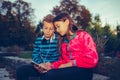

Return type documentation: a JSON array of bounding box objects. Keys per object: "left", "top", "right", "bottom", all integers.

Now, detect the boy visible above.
[{"left": 16, "top": 14, "right": 59, "bottom": 80}]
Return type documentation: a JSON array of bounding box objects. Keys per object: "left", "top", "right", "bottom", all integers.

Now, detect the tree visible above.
[
  {"left": 87, "top": 14, "right": 119, "bottom": 57},
  {"left": 0, "top": 1, "right": 15, "bottom": 46},
  {"left": 11, "top": 0, "right": 36, "bottom": 48},
  {"left": 87, "top": 15, "right": 110, "bottom": 55},
  {"left": 0, "top": 0, "right": 36, "bottom": 49},
  {"left": 103, "top": 24, "right": 117, "bottom": 57},
  {"left": 52, "top": 0, "right": 91, "bottom": 29},
  {"left": 112, "top": 25, "right": 120, "bottom": 52},
  {"left": 35, "top": 21, "right": 43, "bottom": 36},
  {"left": 116, "top": 25, "right": 120, "bottom": 39}
]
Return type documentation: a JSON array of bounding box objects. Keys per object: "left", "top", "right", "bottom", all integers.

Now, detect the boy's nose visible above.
[{"left": 47, "top": 29, "right": 50, "bottom": 32}]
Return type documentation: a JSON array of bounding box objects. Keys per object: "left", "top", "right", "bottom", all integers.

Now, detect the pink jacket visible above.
[{"left": 51, "top": 30, "right": 98, "bottom": 69}]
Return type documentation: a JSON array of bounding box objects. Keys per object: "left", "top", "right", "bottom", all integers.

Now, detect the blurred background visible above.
[{"left": 0, "top": 0, "right": 120, "bottom": 80}]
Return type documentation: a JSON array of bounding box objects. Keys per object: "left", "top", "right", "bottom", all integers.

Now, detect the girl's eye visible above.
[{"left": 56, "top": 26, "right": 60, "bottom": 28}]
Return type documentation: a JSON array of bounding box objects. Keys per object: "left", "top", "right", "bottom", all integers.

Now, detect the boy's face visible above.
[{"left": 43, "top": 21, "right": 54, "bottom": 39}]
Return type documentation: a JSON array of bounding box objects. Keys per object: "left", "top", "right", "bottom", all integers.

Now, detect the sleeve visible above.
[
  {"left": 75, "top": 32, "right": 98, "bottom": 68},
  {"left": 51, "top": 43, "right": 70, "bottom": 69},
  {"left": 32, "top": 38, "right": 42, "bottom": 64}
]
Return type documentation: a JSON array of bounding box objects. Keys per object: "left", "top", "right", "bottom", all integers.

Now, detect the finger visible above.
[
  {"left": 45, "top": 62, "right": 51, "bottom": 66},
  {"left": 34, "top": 65, "right": 38, "bottom": 69},
  {"left": 38, "top": 66, "right": 45, "bottom": 73}
]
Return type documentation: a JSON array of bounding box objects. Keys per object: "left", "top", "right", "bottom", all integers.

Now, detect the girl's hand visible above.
[
  {"left": 59, "top": 62, "right": 72, "bottom": 68},
  {"left": 45, "top": 62, "right": 52, "bottom": 70}
]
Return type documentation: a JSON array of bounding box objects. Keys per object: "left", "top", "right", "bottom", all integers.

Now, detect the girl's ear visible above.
[{"left": 65, "top": 19, "right": 70, "bottom": 24}]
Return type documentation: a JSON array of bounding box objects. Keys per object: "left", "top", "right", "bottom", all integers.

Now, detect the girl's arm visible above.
[
  {"left": 74, "top": 31, "right": 98, "bottom": 68},
  {"left": 51, "top": 43, "right": 70, "bottom": 69}
]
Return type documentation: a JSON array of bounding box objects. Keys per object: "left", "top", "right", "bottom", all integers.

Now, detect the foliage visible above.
[
  {"left": 86, "top": 15, "right": 120, "bottom": 57},
  {"left": 114, "top": 25, "right": 120, "bottom": 52},
  {"left": 87, "top": 15, "right": 109, "bottom": 54},
  {"left": 0, "top": 0, "right": 36, "bottom": 49},
  {"left": 5, "top": 45, "right": 24, "bottom": 53},
  {"left": 116, "top": 25, "right": 120, "bottom": 39},
  {"left": 35, "top": 20, "right": 43, "bottom": 36},
  {"left": 51, "top": 0, "right": 91, "bottom": 29}
]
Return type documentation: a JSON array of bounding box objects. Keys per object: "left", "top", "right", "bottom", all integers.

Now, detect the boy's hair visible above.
[{"left": 43, "top": 14, "right": 54, "bottom": 23}]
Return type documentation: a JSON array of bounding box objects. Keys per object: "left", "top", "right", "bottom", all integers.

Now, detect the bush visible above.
[
  {"left": 6, "top": 45, "right": 24, "bottom": 56},
  {"left": 94, "top": 57, "right": 120, "bottom": 80}
]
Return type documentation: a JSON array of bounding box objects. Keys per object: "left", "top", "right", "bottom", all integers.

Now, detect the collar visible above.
[
  {"left": 42, "top": 33, "right": 55, "bottom": 43},
  {"left": 72, "top": 32, "right": 76, "bottom": 39},
  {"left": 64, "top": 33, "right": 76, "bottom": 43}
]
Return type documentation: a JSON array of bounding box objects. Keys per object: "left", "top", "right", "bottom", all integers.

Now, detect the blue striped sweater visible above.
[{"left": 32, "top": 34, "right": 60, "bottom": 64}]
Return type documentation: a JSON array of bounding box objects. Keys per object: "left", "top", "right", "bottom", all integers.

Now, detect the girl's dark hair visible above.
[
  {"left": 53, "top": 12, "right": 78, "bottom": 54},
  {"left": 53, "top": 12, "right": 78, "bottom": 32}
]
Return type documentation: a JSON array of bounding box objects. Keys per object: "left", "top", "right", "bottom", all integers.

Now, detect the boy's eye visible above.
[
  {"left": 43, "top": 26, "right": 47, "bottom": 28},
  {"left": 44, "top": 27, "right": 47, "bottom": 29},
  {"left": 50, "top": 28, "right": 54, "bottom": 30}
]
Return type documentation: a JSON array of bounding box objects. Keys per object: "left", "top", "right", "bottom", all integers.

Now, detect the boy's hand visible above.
[{"left": 34, "top": 63, "right": 47, "bottom": 73}]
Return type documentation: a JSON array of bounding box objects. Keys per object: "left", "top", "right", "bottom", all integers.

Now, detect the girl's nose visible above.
[{"left": 56, "top": 28, "right": 59, "bottom": 32}]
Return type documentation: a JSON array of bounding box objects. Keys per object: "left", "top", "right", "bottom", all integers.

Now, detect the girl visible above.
[{"left": 41, "top": 12, "right": 98, "bottom": 80}]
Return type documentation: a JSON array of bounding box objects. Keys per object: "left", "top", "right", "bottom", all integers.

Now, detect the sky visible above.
[{"left": 10, "top": 0, "right": 120, "bottom": 28}]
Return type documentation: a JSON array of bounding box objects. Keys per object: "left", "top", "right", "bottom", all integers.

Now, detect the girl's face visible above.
[{"left": 54, "top": 19, "right": 69, "bottom": 36}]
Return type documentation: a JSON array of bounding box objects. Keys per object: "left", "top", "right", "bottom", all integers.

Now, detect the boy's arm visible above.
[{"left": 32, "top": 38, "right": 42, "bottom": 64}]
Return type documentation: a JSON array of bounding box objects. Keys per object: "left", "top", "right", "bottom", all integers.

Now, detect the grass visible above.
[{"left": 18, "top": 51, "right": 32, "bottom": 59}]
